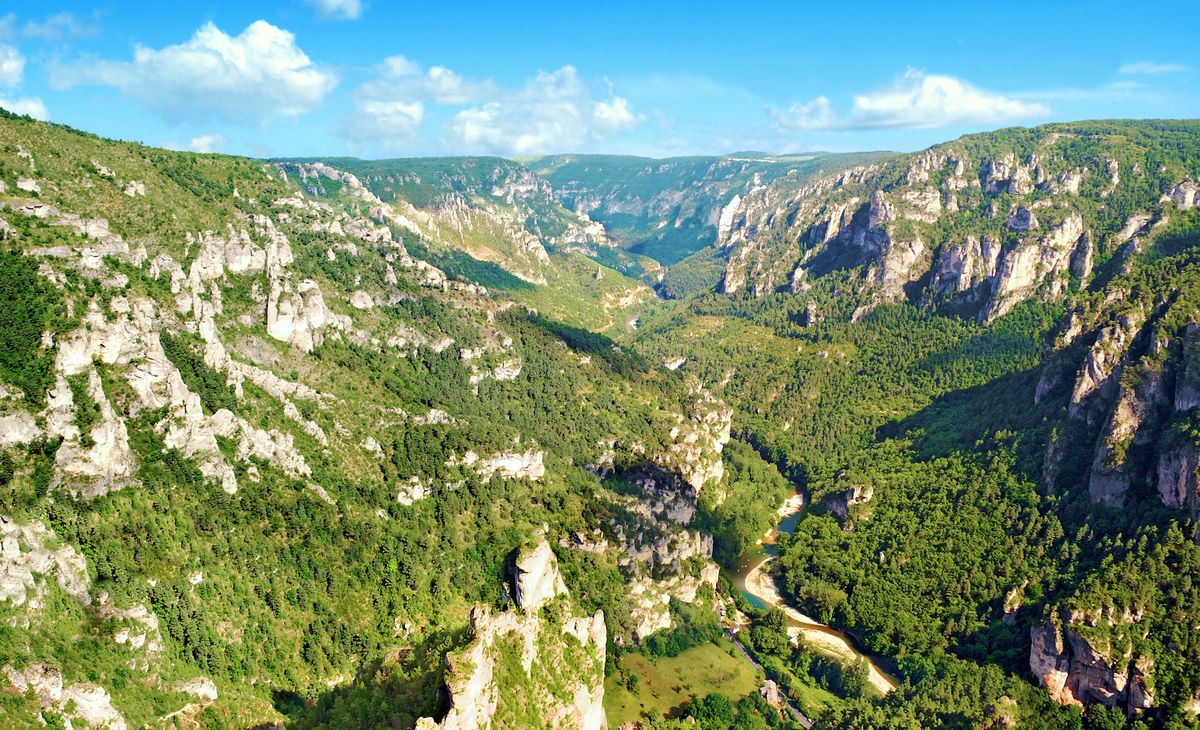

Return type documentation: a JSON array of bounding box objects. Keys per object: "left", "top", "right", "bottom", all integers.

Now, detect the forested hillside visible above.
[
  {"left": 630, "top": 120, "right": 1200, "bottom": 728},
  {"left": 0, "top": 109, "right": 766, "bottom": 728}
]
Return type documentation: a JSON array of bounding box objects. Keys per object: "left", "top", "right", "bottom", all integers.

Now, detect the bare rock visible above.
[
  {"left": 0, "top": 516, "right": 91, "bottom": 607},
  {"left": 512, "top": 536, "right": 568, "bottom": 611},
  {"left": 419, "top": 593, "right": 605, "bottom": 729},
  {"left": 0, "top": 410, "right": 40, "bottom": 447},
  {"left": 174, "top": 676, "right": 219, "bottom": 701},
  {"left": 1165, "top": 181, "right": 1198, "bottom": 209},
  {"left": 985, "top": 213, "right": 1085, "bottom": 321},
  {"left": 1005, "top": 205, "right": 1039, "bottom": 232}
]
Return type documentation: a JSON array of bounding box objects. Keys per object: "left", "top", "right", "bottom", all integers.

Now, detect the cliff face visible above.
[
  {"left": 1036, "top": 260, "right": 1200, "bottom": 514},
  {"left": 1030, "top": 609, "right": 1154, "bottom": 712},
  {"left": 714, "top": 122, "right": 1199, "bottom": 324},
  {"left": 1026, "top": 179, "right": 1200, "bottom": 710},
  {"left": 418, "top": 538, "right": 606, "bottom": 730}
]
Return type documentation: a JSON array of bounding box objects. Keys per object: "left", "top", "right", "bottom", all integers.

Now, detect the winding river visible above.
[{"left": 727, "top": 493, "right": 898, "bottom": 696}]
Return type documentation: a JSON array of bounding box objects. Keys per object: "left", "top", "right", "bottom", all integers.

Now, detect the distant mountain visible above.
[
  {"left": 530, "top": 152, "right": 889, "bottom": 266},
  {"left": 280, "top": 156, "right": 660, "bottom": 332}
]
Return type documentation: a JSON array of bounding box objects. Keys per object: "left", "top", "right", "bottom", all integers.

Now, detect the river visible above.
[{"left": 727, "top": 492, "right": 898, "bottom": 696}]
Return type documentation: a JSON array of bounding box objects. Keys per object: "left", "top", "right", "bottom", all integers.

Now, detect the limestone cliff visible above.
[
  {"left": 713, "top": 123, "right": 1195, "bottom": 324},
  {"left": 1030, "top": 608, "right": 1154, "bottom": 712},
  {"left": 417, "top": 538, "right": 606, "bottom": 730}
]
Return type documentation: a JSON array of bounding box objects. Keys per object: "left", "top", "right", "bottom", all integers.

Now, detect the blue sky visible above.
[{"left": 1, "top": 1, "right": 1196, "bottom": 159}]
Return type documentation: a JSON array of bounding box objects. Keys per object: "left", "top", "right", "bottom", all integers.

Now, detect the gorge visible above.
[{"left": 1, "top": 107, "right": 1200, "bottom": 730}]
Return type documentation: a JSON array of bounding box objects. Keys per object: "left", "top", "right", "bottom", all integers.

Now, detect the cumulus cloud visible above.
[
  {"left": 360, "top": 55, "right": 494, "bottom": 105},
  {"left": 338, "top": 55, "right": 486, "bottom": 151},
  {"left": 337, "top": 99, "right": 425, "bottom": 151},
  {"left": 775, "top": 96, "right": 836, "bottom": 130},
  {"left": 776, "top": 70, "right": 1048, "bottom": 131},
  {"left": 307, "top": 0, "right": 363, "bottom": 20},
  {"left": 0, "top": 43, "right": 46, "bottom": 119},
  {"left": 162, "top": 134, "right": 229, "bottom": 153},
  {"left": 1118, "top": 61, "right": 1192, "bottom": 75},
  {"left": 448, "top": 66, "right": 643, "bottom": 155},
  {"left": 0, "top": 45, "right": 23, "bottom": 87},
  {"left": 0, "top": 96, "right": 48, "bottom": 120},
  {"left": 339, "top": 58, "right": 637, "bottom": 154},
  {"left": 53, "top": 20, "right": 336, "bottom": 124}
]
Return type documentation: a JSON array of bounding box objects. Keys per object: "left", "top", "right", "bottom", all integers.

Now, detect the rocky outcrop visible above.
[
  {"left": 654, "top": 384, "right": 732, "bottom": 492},
  {"left": 50, "top": 366, "right": 137, "bottom": 498},
  {"left": 984, "top": 213, "right": 1086, "bottom": 321},
  {"left": 1165, "top": 181, "right": 1198, "bottom": 209},
  {"left": 1067, "top": 312, "right": 1145, "bottom": 421},
  {"left": 826, "top": 483, "right": 875, "bottom": 520},
  {"left": 267, "top": 271, "right": 345, "bottom": 353},
  {"left": 929, "top": 234, "right": 1001, "bottom": 302},
  {"left": 447, "top": 449, "right": 545, "bottom": 482},
  {"left": 0, "top": 410, "right": 40, "bottom": 447},
  {"left": 1030, "top": 611, "right": 1153, "bottom": 712},
  {"left": 1087, "top": 365, "right": 1169, "bottom": 508},
  {"left": 511, "top": 536, "right": 568, "bottom": 611},
  {"left": 611, "top": 519, "right": 719, "bottom": 643},
  {"left": 5, "top": 663, "right": 127, "bottom": 729},
  {"left": 174, "top": 676, "right": 219, "bottom": 701},
  {"left": 0, "top": 516, "right": 91, "bottom": 608},
  {"left": 712, "top": 129, "right": 1200, "bottom": 323},
  {"left": 418, "top": 540, "right": 605, "bottom": 730}
]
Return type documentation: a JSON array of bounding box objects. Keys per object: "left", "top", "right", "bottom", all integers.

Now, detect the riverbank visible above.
[{"left": 742, "top": 556, "right": 897, "bottom": 696}]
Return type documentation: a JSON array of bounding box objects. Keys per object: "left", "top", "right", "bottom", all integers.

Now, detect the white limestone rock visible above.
[
  {"left": 512, "top": 536, "right": 568, "bottom": 611},
  {"left": 0, "top": 410, "right": 40, "bottom": 447},
  {"left": 0, "top": 516, "right": 91, "bottom": 607},
  {"left": 349, "top": 290, "right": 375, "bottom": 310},
  {"left": 174, "top": 676, "right": 219, "bottom": 701}
]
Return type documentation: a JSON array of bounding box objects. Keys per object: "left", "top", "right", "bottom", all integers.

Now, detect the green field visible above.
[{"left": 604, "top": 640, "right": 762, "bottom": 726}]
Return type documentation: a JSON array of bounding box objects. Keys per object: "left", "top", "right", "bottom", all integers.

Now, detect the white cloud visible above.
[
  {"left": 448, "top": 66, "right": 643, "bottom": 155},
  {"left": 23, "top": 12, "right": 99, "bottom": 41},
  {"left": 593, "top": 96, "right": 638, "bottom": 133},
  {"left": 362, "top": 55, "right": 494, "bottom": 105},
  {"left": 774, "top": 96, "right": 836, "bottom": 130},
  {"left": 0, "top": 45, "right": 23, "bottom": 87},
  {"left": 337, "top": 99, "right": 425, "bottom": 151},
  {"left": 307, "top": 0, "right": 363, "bottom": 20},
  {"left": 162, "top": 133, "right": 230, "bottom": 153},
  {"left": 1118, "top": 61, "right": 1192, "bottom": 75},
  {"left": 0, "top": 96, "right": 48, "bottom": 120},
  {"left": 339, "top": 58, "right": 640, "bottom": 154},
  {"left": 188, "top": 134, "right": 227, "bottom": 152},
  {"left": 53, "top": 20, "right": 336, "bottom": 124},
  {"left": 776, "top": 70, "right": 1048, "bottom": 131},
  {"left": 338, "top": 55, "right": 485, "bottom": 151}
]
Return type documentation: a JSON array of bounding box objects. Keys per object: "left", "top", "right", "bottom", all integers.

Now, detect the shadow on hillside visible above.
[
  {"left": 277, "top": 625, "right": 471, "bottom": 730},
  {"left": 876, "top": 366, "right": 1056, "bottom": 480}
]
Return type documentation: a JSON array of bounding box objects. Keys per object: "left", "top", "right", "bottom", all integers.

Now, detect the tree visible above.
[{"left": 749, "top": 608, "right": 791, "bottom": 658}]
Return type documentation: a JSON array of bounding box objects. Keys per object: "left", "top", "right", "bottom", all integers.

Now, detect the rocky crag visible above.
[
  {"left": 417, "top": 535, "right": 606, "bottom": 730},
  {"left": 716, "top": 121, "right": 1199, "bottom": 324}
]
